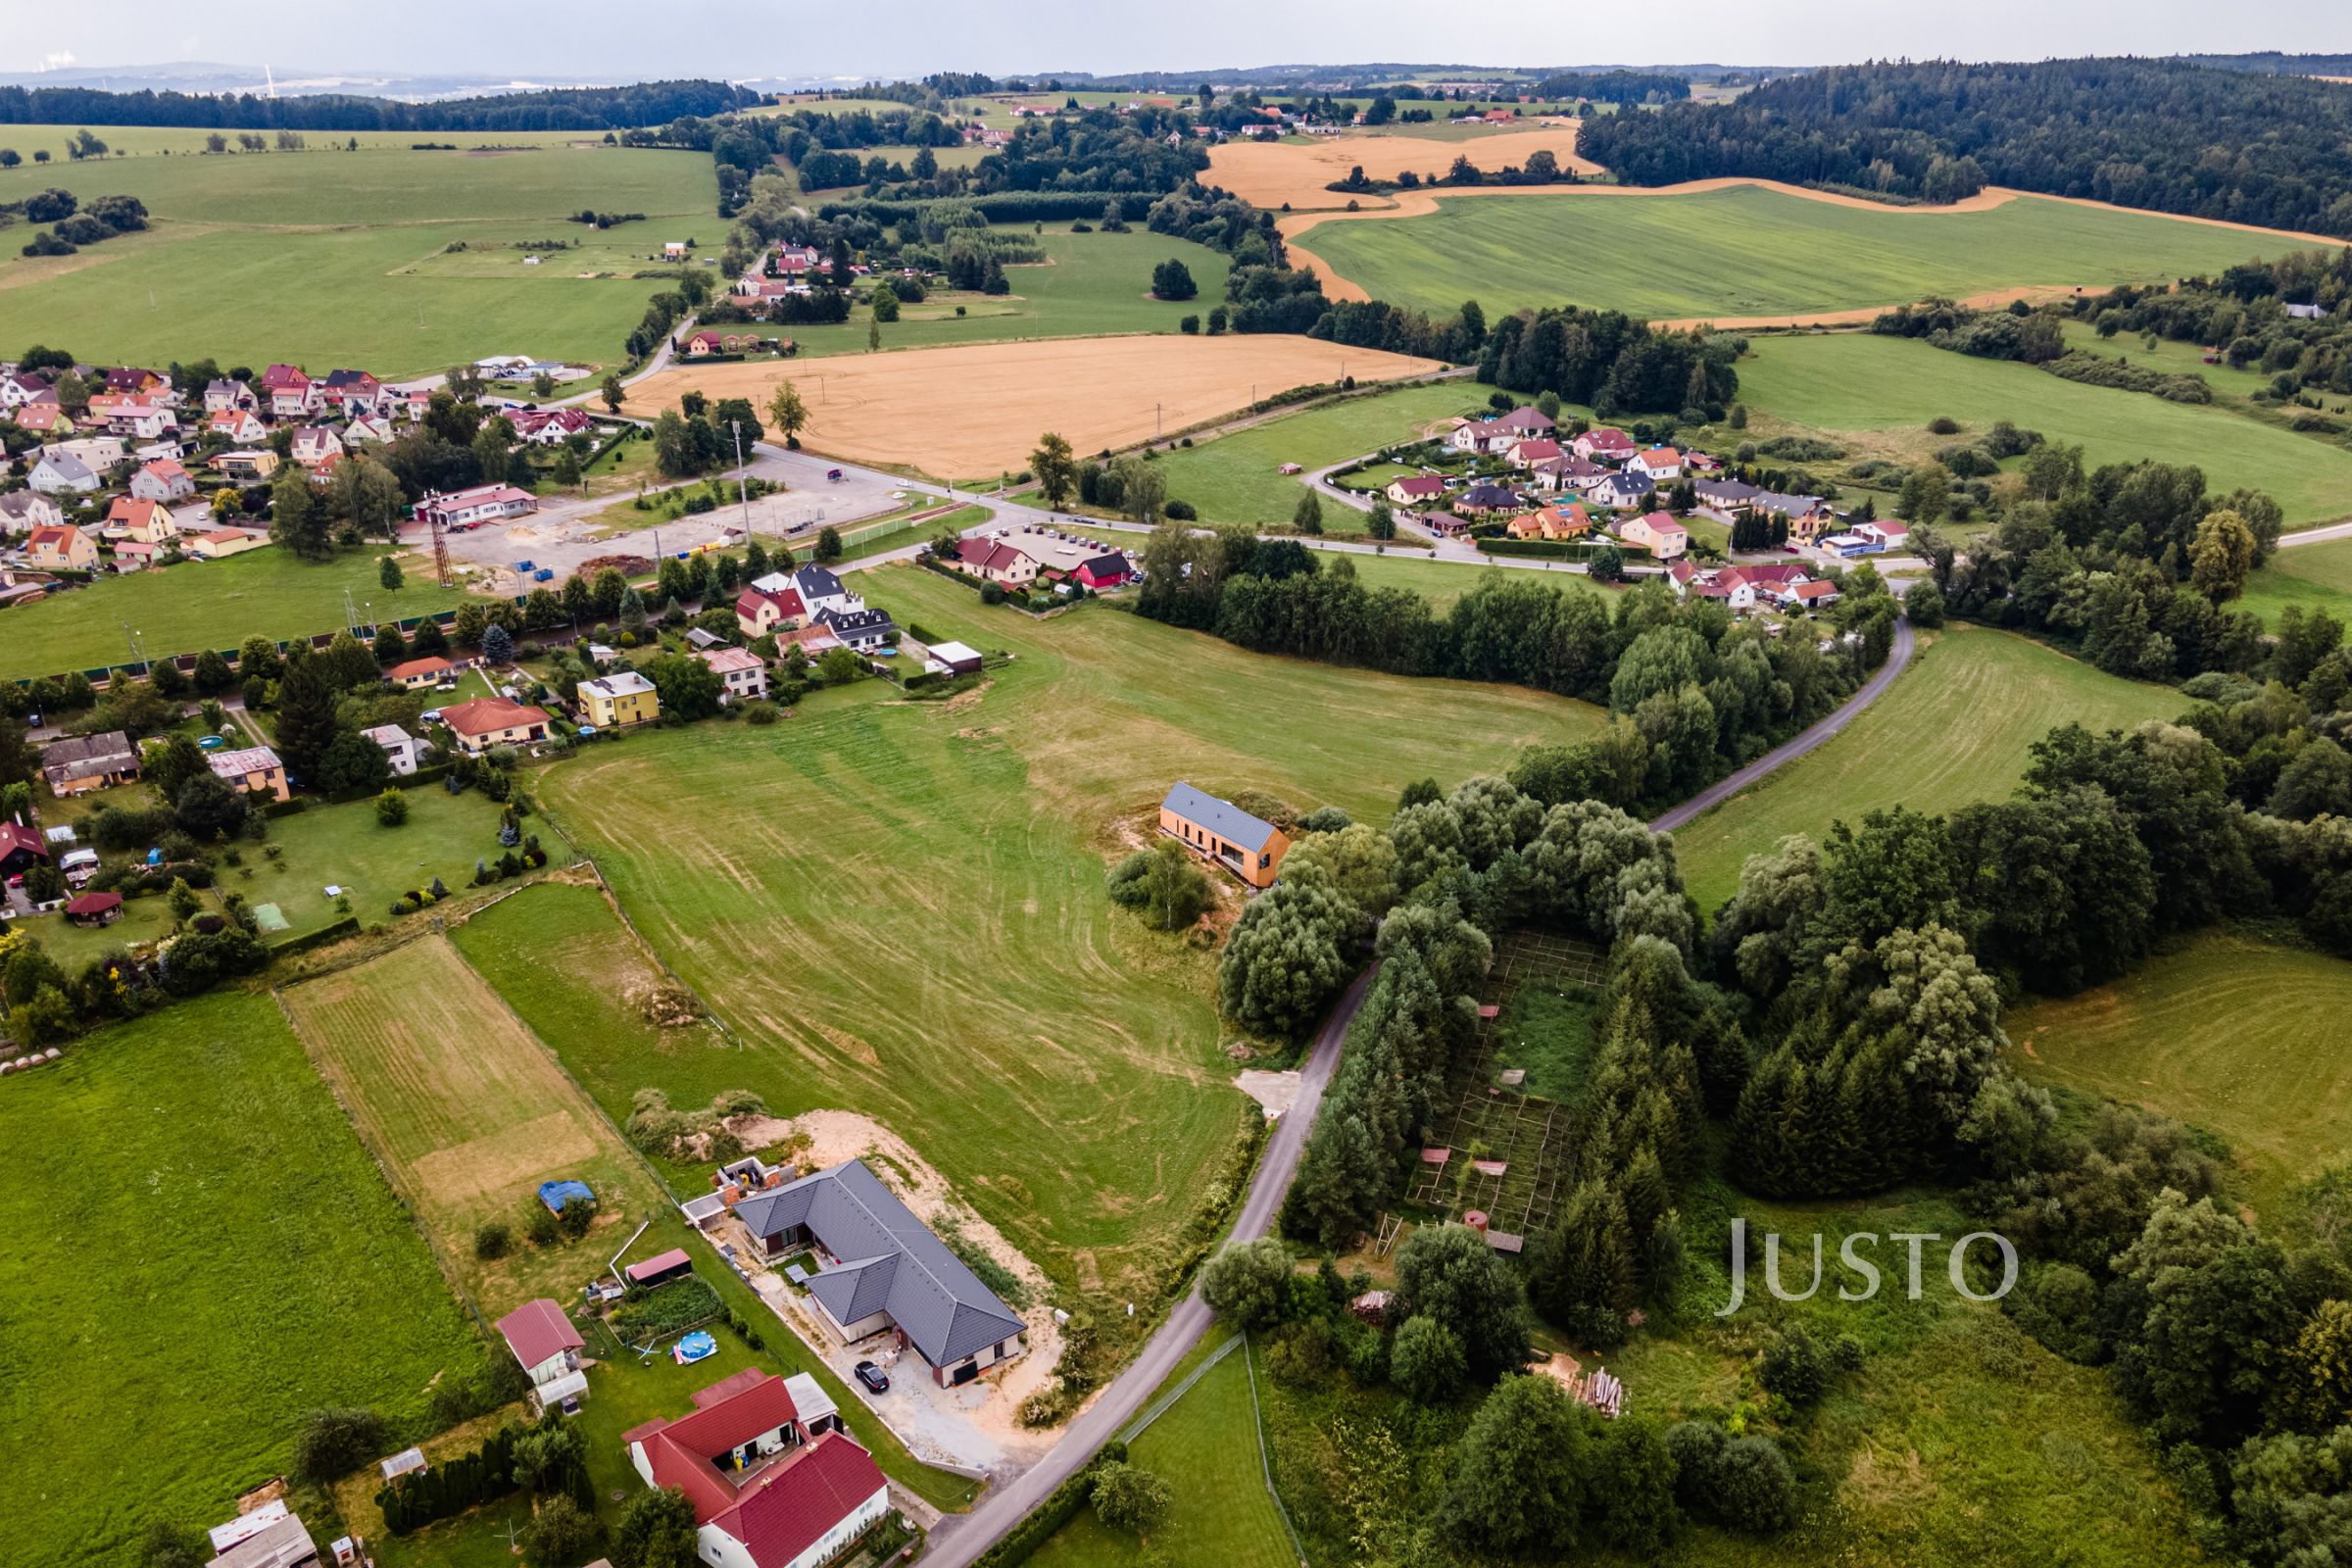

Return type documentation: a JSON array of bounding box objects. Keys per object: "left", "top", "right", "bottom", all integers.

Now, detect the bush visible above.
[
  {"left": 374, "top": 787, "right": 409, "bottom": 827},
  {"left": 1090, "top": 1461, "right": 1171, "bottom": 1534},
  {"left": 525, "top": 1205, "right": 561, "bottom": 1247},
  {"left": 292, "top": 1406, "right": 387, "bottom": 1483},
  {"left": 1927, "top": 415, "right": 1961, "bottom": 434},
  {"left": 971, "top": 1443, "right": 1129, "bottom": 1568},
  {"left": 557, "top": 1195, "right": 598, "bottom": 1239},
  {"left": 474, "top": 1221, "right": 513, "bottom": 1260}
]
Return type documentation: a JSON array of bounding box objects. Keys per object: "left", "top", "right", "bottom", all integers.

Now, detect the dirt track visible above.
[
  {"left": 1205, "top": 124, "right": 1602, "bottom": 210},
  {"left": 1279, "top": 179, "right": 2352, "bottom": 313},
  {"left": 624, "top": 336, "right": 1446, "bottom": 477}
]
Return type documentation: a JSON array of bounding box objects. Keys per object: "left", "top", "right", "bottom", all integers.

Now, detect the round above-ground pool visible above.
[{"left": 673, "top": 1330, "right": 717, "bottom": 1364}]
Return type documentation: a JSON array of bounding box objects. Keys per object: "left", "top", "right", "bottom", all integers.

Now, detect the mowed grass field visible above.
[
  {"left": 0, "top": 141, "right": 715, "bottom": 374},
  {"left": 2240, "top": 536, "right": 2352, "bottom": 627},
  {"left": 1029, "top": 1337, "right": 1295, "bottom": 1568},
  {"left": 1, "top": 543, "right": 473, "bottom": 678},
  {"left": 2011, "top": 932, "right": 2352, "bottom": 1218},
  {"left": 1154, "top": 380, "right": 1489, "bottom": 527},
  {"left": 0, "top": 993, "right": 479, "bottom": 1568},
  {"left": 538, "top": 565, "right": 1602, "bottom": 1300},
  {"left": 281, "top": 934, "right": 667, "bottom": 1316},
  {"left": 1296, "top": 184, "right": 2301, "bottom": 319},
  {"left": 1673, "top": 624, "right": 2185, "bottom": 912},
  {"left": 1735, "top": 333, "right": 2352, "bottom": 525}
]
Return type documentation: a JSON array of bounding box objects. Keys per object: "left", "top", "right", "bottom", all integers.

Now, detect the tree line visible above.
[
  {"left": 0, "top": 79, "right": 757, "bottom": 132},
  {"left": 1578, "top": 58, "right": 2352, "bottom": 237}
]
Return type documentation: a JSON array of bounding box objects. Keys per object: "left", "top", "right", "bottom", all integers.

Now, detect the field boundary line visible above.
[
  {"left": 1243, "top": 1331, "right": 1310, "bottom": 1566},
  {"left": 1114, "top": 1332, "right": 1243, "bottom": 1446}
]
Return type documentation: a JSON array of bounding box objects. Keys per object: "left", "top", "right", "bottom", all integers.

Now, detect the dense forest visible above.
[
  {"left": 0, "top": 80, "right": 757, "bottom": 132},
  {"left": 1578, "top": 59, "right": 2352, "bottom": 236}
]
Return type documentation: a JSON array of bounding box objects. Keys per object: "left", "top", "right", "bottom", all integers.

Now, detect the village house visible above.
[
  {"left": 440, "top": 696, "right": 552, "bottom": 754},
  {"left": 1573, "top": 426, "right": 1637, "bottom": 464},
  {"left": 214, "top": 449, "right": 281, "bottom": 483},
  {"left": 103, "top": 404, "right": 178, "bottom": 441},
  {"left": 0, "top": 490, "right": 63, "bottom": 536},
  {"left": 28, "top": 449, "right": 99, "bottom": 494},
  {"left": 319, "top": 368, "right": 384, "bottom": 415},
  {"left": 579, "top": 670, "right": 661, "bottom": 728},
  {"left": 1627, "top": 446, "right": 1684, "bottom": 483},
  {"left": 1754, "top": 491, "right": 1838, "bottom": 539},
  {"left": 735, "top": 584, "right": 808, "bottom": 640},
  {"left": 363, "top": 724, "right": 422, "bottom": 775},
  {"left": 104, "top": 367, "right": 169, "bottom": 400},
  {"left": 814, "top": 606, "right": 897, "bottom": 653},
  {"left": 1385, "top": 473, "right": 1448, "bottom": 507},
  {"left": 416, "top": 484, "right": 536, "bottom": 530},
  {"left": 343, "top": 412, "right": 396, "bottom": 448},
  {"left": 203, "top": 377, "right": 256, "bottom": 414},
  {"left": 0, "top": 368, "right": 51, "bottom": 409},
  {"left": 208, "top": 744, "right": 291, "bottom": 801},
  {"left": 1160, "top": 780, "right": 1292, "bottom": 890},
  {"left": 1670, "top": 559, "right": 1813, "bottom": 611},
  {"left": 984, "top": 528, "right": 1133, "bottom": 588},
  {"left": 782, "top": 622, "right": 845, "bottom": 659},
  {"left": 697, "top": 646, "right": 771, "bottom": 704},
  {"left": 1590, "top": 470, "right": 1658, "bottom": 512},
  {"left": 1507, "top": 437, "right": 1564, "bottom": 470},
  {"left": 189, "top": 529, "right": 269, "bottom": 560},
  {"left": 205, "top": 408, "right": 269, "bottom": 444},
  {"left": 24, "top": 523, "right": 97, "bottom": 571},
  {"left": 1453, "top": 481, "right": 1528, "bottom": 517},
  {"left": 495, "top": 1298, "right": 588, "bottom": 1412},
  {"left": 1692, "top": 477, "right": 1760, "bottom": 515},
  {"left": 953, "top": 537, "right": 1040, "bottom": 588},
  {"left": 625, "top": 1373, "right": 887, "bottom": 1568},
  {"left": 780, "top": 564, "right": 858, "bottom": 618},
  {"left": 0, "top": 821, "right": 47, "bottom": 879},
  {"left": 111, "top": 539, "right": 163, "bottom": 572},
  {"left": 260, "top": 364, "right": 320, "bottom": 418},
  {"left": 130, "top": 457, "right": 195, "bottom": 503},
  {"left": 510, "top": 407, "right": 595, "bottom": 446},
  {"left": 1507, "top": 502, "right": 1594, "bottom": 541},
  {"left": 1492, "top": 405, "right": 1555, "bottom": 440},
  {"left": 56, "top": 435, "right": 129, "bottom": 471},
  {"left": 1531, "top": 453, "right": 1609, "bottom": 494},
  {"left": 386, "top": 655, "right": 457, "bottom": 691},
  {"left": 1854, "top": 519, "right": 1911, "bottom": 552},
  {"left": 730, "top": 1159, "right": 1028, "bottom": 1387},
  {"left": 105, "top": 498, "right": 182, "bottom": 546},
  {"left": 12, "top": 401, "right": 68, "bottom": 435},
  {"left": 42, "top": 730, "right": 139, "bottom": 795},
  {"left": 1618, "top": 511, "right": 1690, "bottom": 559},
  {"left": 1447, "top": 417, "right": 1520, "bottom": 457},
  {"left": 290, "top": 425, "right": 345, "bottom": 467}
]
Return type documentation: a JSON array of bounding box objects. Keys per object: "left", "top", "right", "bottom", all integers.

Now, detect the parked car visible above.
[
  {"left": 854, "top": 1360, "right": 889, "bottom": 1394},
  {"left": 827, "top": 468, "right": 845, "bottom": 482}
]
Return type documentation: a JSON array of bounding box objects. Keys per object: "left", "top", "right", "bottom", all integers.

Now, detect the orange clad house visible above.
[{"left": 1159, "top": 781, "right": 1292, "bottom": 890}]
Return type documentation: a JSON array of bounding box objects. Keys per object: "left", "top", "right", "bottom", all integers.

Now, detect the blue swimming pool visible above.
[{"left": 673, "top": 1331, "right": 717, "bottom": 1364}]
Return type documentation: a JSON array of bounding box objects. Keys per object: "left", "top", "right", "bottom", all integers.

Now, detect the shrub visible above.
[
  {"left": 374, "top": 787, "right": 409, "bottom": 827},
  {"left": 292, "top": 1406, "right": 386, "bottom": 1483},
  {"left": 525, "top": 1204, "right": 561, "bottom": 1247},
  {"left": 1927, "top": 415, "right": 1961, "bottom": 434},
  {"left": 474, "top": 1221, "right": 513, "bottom": 1260},
  {"left": 557, "top": 1195, "right": 598, "bottom": 1239},
  {"left": 1090, "top": 1461, "right": 1171, "bottom": 1534}
]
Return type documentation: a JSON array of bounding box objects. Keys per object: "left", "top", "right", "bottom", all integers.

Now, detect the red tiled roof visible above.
[
  {"left": 142, "top": 458, "right": 189, "bottom": 480},
  {"left": 631, "top": 1373, "right": 807, "bottom": 1526},
  {"left": 494, "top": 1298, "right": 583, "bottom": 1367},
  {"left": 442, "top": 697, "right": 551, "bottom": 737},
  {"left": 66, "top": 891, "right": 122, "bottom": 916},
  {"left": 737, "top": 586, "right": 806, "bottom": 620},
  {"left": 0, "top": 821, "right": 46, "bottom": 858},
  {"left": 711, "top": 1433, "right": 887, "bottom": 1568},
  {"left": 386, "top": 656, "right": 455, "bottom": 679}
]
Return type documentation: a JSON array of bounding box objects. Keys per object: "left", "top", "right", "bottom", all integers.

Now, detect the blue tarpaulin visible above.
[{"left": 537, "top": 1179, "right": 595, "bottom": 1212}]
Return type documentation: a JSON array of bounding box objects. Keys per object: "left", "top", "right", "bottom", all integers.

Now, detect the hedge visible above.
[
  {"left": 1474, "top": 536, "right": 1607, "bottom": 561},
  {"left": 270, "top": 915, "right": 361, "bottom": 956},
  {"left": 971, "top": 1442, "right": 1129, "bottom": 1568},
  {"left": 817, "top": 191, "right": 1154, "bottom": 226},
  {"left": 261, "top": 798, "right": 310, "bottom": 819}
]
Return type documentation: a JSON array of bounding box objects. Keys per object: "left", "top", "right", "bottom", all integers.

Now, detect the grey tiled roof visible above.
[
  {"left": 735, "top": 1160, "right": 1023, "bottom": 1369},
  {"left": 1160, "top": 781, "right": 1279, "bottom": 854}
]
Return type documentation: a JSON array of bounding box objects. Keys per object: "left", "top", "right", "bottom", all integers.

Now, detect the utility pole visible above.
[{"left": 730, "top": 418, "right": 752, "bottom": 540}]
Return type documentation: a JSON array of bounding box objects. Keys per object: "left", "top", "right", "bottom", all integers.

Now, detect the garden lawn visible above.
[
  {"left": 1028, "top": 1336, "right": 1295, "bottom": 1568},
  {"left": 0, "top": 142, "right": 715, "bottom": 375},
  {"left": 1672, "top": 624, "right": 2185, "bottom": 913},
  {"left": 779, "top": 227, "right": 1235, "bottom": 359},
  {"left": 233, "top": 783, "right": 517, "bottom": 939},
  {"left": 536, "top": 564, "right": 1604, "bottom": 1307},
  {"left": 1, "top": 544, "right": 473, "bottom": 680},
  {"left": 2238, "top": 535, "right": 2352, "bottom": 627},
  {"left": 2010, "top": 930, "right": 2352, "bottom": 1220},
  {"left": 1300, "top": 184, "right": 2306, "bottom": 319},
  {"left": 1153, "top": 380, "right": 1494, "bottom": 527},
  {"left": 0, "top": 993, "right": 479, "bottom": 1568},
  {"left": 1733, "top": 332, "right": 2352, "bottom": 525}
]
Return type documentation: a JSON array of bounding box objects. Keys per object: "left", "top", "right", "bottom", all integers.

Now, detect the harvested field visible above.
[
  {"left": 281, "top": 933, "right": 667, "bottom": 1315},
  {"left": 1205, "top": 125, "right": 1599, "bottom": 209},
  {"left": 624, "top": 335, "right": 1447, "bottom": 479}
]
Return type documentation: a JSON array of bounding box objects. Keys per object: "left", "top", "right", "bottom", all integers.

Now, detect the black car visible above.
[{"left": 855, "top": 1360, "right": 890, "bottom": 1394}]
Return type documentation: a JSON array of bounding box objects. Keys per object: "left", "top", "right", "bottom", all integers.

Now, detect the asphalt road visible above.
[
  {"left": 1648, "top": 614, "right": 1917, "bottom": 833},
  {"left": 2278, "top": 518, "right": 2352, "bottom": 548},
  {"left": 918, "top": 963, "right": 1374, "bottom": 1568}
]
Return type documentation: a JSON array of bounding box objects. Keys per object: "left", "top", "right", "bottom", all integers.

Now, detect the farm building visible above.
[
  {"left": 1159, "top": 781, "right": 1292, "bottom": 890},
  {"left": 495, "top": 1298, "right": 587, "bottom": 1411},
  {"left": 439, "top": 697, "right": 552, "bottom": 755},
  {"left": 207, "top": 745, "right": 290, "bottom": 802},
  {"left": 579, "top": 670, "right": 660, "bottom": 729},
  {"left": 41, "top": 730, "right": 139, "bottom": 795},
  {"left": 625, "top": 1372, "right": 890, "bottom": 1568},
  {"left": 731, "top": 1159, "right": 1027, "bottom": 1388}
]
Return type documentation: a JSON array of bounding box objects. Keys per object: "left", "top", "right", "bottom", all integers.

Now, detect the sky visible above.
[{"left": 11, "top": 0, "right": 2352, "bottom": 84}]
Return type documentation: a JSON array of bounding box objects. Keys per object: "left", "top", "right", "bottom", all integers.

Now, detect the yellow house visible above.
[
  {"left": 25, "top": 524, "right": 98, "bottom": 571},
  {"left": 578, "top": 670, "right": 660, "bottom": 728}
]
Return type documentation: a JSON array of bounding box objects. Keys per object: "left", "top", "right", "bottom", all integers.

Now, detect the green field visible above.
[
  {"left": 0, "top": 993, "right": 481, "bottom": 1568},
  {"left": 1030, "top": 1338, "right": 1296, "bottom": 1568},
  {"left": 0, "top": 125, "right": 615, "bottom": 159},
  {"left": 2012, "top": 931, "right": 2352, "bottom": 1218},
  {"left": 1734, "top": 332, "right": 2352, "bottom": 526},
  {"left": 0, "top": 141, "right": 715, "bottom": 374},
  {"left": 1300, "top": 184, "right": 2308, "bottom": 319},
  {"left": 2, "top": 544, "right": 475, "bottom": 679},
  {"left": 233, "top": 784, "right": 520, "bottom": 937},
  {"left": 778, "top": 227, "right": 1233, "bottom": 359},
  {"left": 2239, "top": 535, "right": 2352, "bottom": 626},
  {"left": 1673, "top": 624, "right": 2185, "bottom": 912},
  {"left": 1153, "top": 380, "right": 1488, "bottom": 527},
  {"left": 535, "top": 565, "right": 1602, "bottom": 1303}
]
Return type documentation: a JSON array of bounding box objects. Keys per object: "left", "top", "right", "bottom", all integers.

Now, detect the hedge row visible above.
[
  {"left": 971, "top": 1442, "right": 1129, "bottom": 1568},
  {"left": 270, "top": 915, "right": 361, "bottom": 956},
  {"left": 1474, "top": 536, "right": 1607, "bottom": 561},
  {"left": 817, "top": 191, "right": 1154, "bottom": 225}
]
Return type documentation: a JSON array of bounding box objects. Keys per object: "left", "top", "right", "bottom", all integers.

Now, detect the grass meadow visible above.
[
  {"left": 1733, "top": 333, "right": 2352, "bottom": 526},
  {"left": 0, "top": 992, "right": 480, "bottom": 1568},
  {"left": 1299, "top": 184, "right": 2305, "bottom": 319},
  {"left": 1672, "top": 624, "right": 2186, "bottom": 913},
  {"left": 0, "top": 141, "right": 714, "bottom": 374},
  {"left": 1028, "top": 1335, "right": 1296, "bottom": 1568},
  {"left": 2011, "top": 931, "right": 2352, "bottom": 1220},
  {"left": 535, "top": 565, "right": 1603, "bottom": 1305},
  {"left": 1153, "top": 380, "right": 1490, "bottom": 527},
  {"left": 2239, "top": 536, "right": 2352, "bottom": 627},
  {"left": 3, "top": 542, "right": 474, "bottom": 679}
]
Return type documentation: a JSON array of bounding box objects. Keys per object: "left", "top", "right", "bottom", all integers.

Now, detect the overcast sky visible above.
[{"left": 14, "top": 0, "right": 2352, "bottom": 83}]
